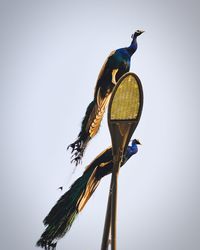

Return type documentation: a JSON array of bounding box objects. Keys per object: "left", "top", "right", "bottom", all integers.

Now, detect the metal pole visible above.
[
  {"left": 101, "top": 154, "right": 121, "bottom": 250},
  {"left": 101, "top": 149, "right": 123, "bottom": 250},
  {"left": 111, "top": 155, "right": 122, "bottom": 250},
  {"left": 101, "top": 176, "right": 113, "bottom": 250}
]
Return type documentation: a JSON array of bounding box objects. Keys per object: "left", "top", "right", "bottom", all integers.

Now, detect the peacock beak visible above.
[
  {"left": 135, "top": 139, "right": 142, "bottom": 145},
  {"left": 138, "top": 30, "right": 145, "bottom": 35},
  {"left": 133, "top": 30, "right": 145, "bottom": 37},
  {"left": 131, "top": 139, "right": 142, "bottom": 145}
]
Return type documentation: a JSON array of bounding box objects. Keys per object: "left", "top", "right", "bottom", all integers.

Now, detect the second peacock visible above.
[{"left": 37, "top": 139, "right": 141, "bottom": 249}]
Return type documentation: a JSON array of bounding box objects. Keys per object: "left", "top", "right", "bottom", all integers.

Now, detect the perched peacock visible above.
[
  {"left": 68, "top": 30, "right": 144, "bottom": 165},
  {"left": 37, "top": 139, "right": 141, "bottom": 249}
]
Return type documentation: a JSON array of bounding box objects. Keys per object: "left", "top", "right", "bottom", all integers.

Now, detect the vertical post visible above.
[
  {"left": 101, "top": 152, "right": 122, "bottom": 250},
  {"left": 101, "top": 187, "right": 112, "bottom": 250},
  {"left": 111, "top": 154, "right": 122, "bottom": 250}
]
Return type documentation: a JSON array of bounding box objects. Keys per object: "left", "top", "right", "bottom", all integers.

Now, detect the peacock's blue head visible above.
[
  {"left": 124, "top": 138, "right": 141, "bottom": 161},
  {"left": 131, "top": 30, "right": 145, "bottom": 39},
  {"left": 131, "top": 139, "right": 142, "bottom": 146}
]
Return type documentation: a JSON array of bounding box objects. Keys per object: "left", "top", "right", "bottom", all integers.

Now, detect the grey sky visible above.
[{"left": 0, "top": 0, "right": 200, "bottom": 250}]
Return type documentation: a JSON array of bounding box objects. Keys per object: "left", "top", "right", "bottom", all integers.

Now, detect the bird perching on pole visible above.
[
  {"left": 36, "top": 139, "right": 141, "bottom": 250},
  {"left": 67, "top": 30, "right": 144, "bottom": 165},
  {"left": 101, "top": 72, "right": 143, "bottom": 250}
]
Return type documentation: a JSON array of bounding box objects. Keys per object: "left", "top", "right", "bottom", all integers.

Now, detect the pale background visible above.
[{"left": 0, "top": 0, "right": 200, "bottom": 249}]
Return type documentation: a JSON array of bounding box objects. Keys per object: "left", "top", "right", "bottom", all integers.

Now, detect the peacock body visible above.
[
  {"left": 37, "top": 139, "right": 140, "bottom": 249},
  {"left": 68, "top": 30, "right": 144, "bottom": 165}
]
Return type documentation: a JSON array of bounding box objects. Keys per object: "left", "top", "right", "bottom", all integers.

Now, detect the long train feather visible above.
[{"left": 37, "top": 140, "right": 140, "bottom": 249}]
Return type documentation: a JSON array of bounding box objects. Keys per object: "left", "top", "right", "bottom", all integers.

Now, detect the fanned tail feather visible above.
[{"left": 36, "top": 165, "right": 99, "bottom": 249}]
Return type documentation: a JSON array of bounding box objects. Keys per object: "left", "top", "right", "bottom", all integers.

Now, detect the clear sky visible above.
[{"left": 0, "top": 0, "right": 200, "bottom": 250}]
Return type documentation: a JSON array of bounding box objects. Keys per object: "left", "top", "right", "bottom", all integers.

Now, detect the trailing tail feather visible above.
[
  {"left": 68, "top": 90, "right": 111, "bottom": 165},
  {"left": 36, "top": 165, "right": 99, "bottom": 249},
  {"left": 37, "top": 140, "right": 140, "bottom": 249}
]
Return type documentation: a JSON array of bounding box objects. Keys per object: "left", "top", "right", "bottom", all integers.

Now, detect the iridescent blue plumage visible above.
[
  {"left": 123, "top": 139, "right": 139, "bottom": 163},
  {"left": 37, "top": 139, "right": 141, "bottom": 249},
  {"left": 68, "top": 30, "right": 144, "bottom": 165}
]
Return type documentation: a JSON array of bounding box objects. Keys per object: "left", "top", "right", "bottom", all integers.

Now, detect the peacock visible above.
[
  {"left": 68, "top": 30, "right": 144, "bottom": 165},
  {"left": 37, "top": 139, "right": 141, "bottom": 249}
]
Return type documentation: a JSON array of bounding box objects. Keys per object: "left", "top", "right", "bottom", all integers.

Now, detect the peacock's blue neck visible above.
[
  {"left": 122, "top": 143, "right": 138, "bottom": 164},
  {"left": 126, "top": 143, "right": 138, "bottom": 157},
  {"left": 126, "top": 36, "right": 138, "bottom": 57}
]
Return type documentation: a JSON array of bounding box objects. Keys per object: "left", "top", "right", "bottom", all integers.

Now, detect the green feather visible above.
[{"left": 37, "top": 166, "right": 97, "bottom": 249}]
